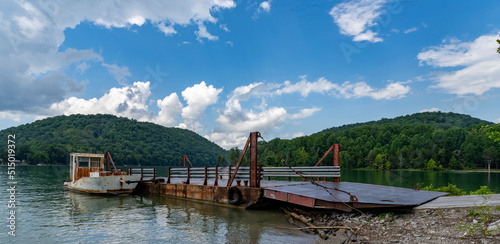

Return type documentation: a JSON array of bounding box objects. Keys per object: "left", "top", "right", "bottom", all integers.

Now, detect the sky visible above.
[{"left": 0, "top": 0, "right": 499, "bottom": 149}]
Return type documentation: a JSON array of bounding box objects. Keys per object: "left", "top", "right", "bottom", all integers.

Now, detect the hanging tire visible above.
[{"left": 227, "top": 187, "right": 243, "bottom": 205}]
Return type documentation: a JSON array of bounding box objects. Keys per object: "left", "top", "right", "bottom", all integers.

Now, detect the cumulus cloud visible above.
[
  {"left": 49, "top": 81, "right": 152, "bottom": 120},
  {"left": 154, "top": 93, "right": 183, "bottom": 126},
  {"left": 208, "top": 81, "right": 323, "bottom": 148},
  {"left": 329, "top": 0, "right": 387, "bottom": 43},
  {"left": 181, "top": 81, "right": 222, "bottom": 120},
  {"left": 46, "top": 81, "right": 223, "bottom": 131},
  {"left": 417, "top": 34, "right": 500, "bottom": 95},
  {"left": 0, "top": 0, "right": 235, "bottom": 115}
]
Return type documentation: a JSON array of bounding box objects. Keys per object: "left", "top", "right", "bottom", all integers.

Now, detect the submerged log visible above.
[{"left": 281, "top": 207, "right": 328, "bottom": 239}]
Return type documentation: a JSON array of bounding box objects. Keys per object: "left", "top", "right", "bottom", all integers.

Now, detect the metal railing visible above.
[
  {"left": 167, "top": 166, "right": 251, "bottom": 186},
  {"left": 261, "top": 166, "right": 340, "bottom": 179},
  {"left": 166, "top": 165, "right": 340, "bottom": 185},
  {"left": 128, "top": 168, "right": 156, "bottom": 180}
]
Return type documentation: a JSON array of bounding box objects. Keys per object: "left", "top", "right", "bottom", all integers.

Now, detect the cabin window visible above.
[
  {"left": 78, "top": 157, "right": 90, "bottom": 167},
  {"left": 90, "top": 157, "right": 101, "bottom": 168}
]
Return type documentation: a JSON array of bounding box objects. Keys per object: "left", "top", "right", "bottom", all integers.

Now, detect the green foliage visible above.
[
  {"left": 419, "top": 183, "right": 466, "bottom": 196},
  {"left": 424, "top": 159, "right": 443, "bottom": 171},
  {"left": 458, "top": 195, "right": 496, "bottom": 236},
  {"left": 257, "top": 112, "right": 498, "bottom": 170},
  {"left": 469, "top": 186, "right": 496, "bottom": 195},
  {"left": 0, "top": 114, "right": 226, "bottom": 166},
  {"left": 483, "top": 124, "right": 500, "bottom": 144},
  {"left": 497, "top": 34, "right": 500, "bottom": 54}
]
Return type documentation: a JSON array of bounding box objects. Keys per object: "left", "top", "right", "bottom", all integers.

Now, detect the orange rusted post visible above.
[
  {"left": 333, "top": 144, "right": 341, "bottom": 182},
  {"left": 250, "top": 132, "right": 259, "bottom": 188}
]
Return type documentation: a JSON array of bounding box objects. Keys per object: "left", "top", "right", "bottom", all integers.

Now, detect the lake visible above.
[
  {"left": 0, "top": 166, "right": 316, "bottom": 243},
  {"left": 1, "top": 166, "right": 499, "bottom": 243}
]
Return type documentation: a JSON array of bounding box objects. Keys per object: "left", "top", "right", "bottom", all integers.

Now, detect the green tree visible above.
[
  {"left": 483, "top": 146, "right": 499, "bottom": 171},
  {"left": 497, "top": 34, "right": 500, "bottom": 54},
  {"left": 228, "top": 147, "right": 242, "bottom": 165},
  {"left": 483, "top": 124, "right": 500, "bottom": 144},
  {"left": 448, "top": 155, "right": 463, "bottom": 170}
]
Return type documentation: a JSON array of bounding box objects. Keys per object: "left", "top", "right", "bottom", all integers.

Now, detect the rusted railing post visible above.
[
  {"left": 203, "top": 166, "right": 208, "bottom": 186},
  {"left": 214, "top": 166, "right": 218, "bottom": 186},
  {"left": 186, "top": 167, "right": 190, "bottom": 184},
  {"left": 333, "top": 144, "right": 340, "bottom": 182},
  {"left": 167, "top": 167, "right": 171, "bottom": 183}
]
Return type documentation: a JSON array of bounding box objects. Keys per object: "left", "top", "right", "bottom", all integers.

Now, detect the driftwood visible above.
[{"left": 281, "top": 207, "right": 328, "bottom": 239}]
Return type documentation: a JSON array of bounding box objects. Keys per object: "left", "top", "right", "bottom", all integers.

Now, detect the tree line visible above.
[
  {"left": 0, "top": 114, "right": 226, "bottom": 166},
  {"left": 229, "top": 112, "right": 500, "bottom": 171}
]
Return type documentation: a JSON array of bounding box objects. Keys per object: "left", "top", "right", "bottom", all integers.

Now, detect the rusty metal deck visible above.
[{"left": 263, "top": 181, "right": 447, "bottom": 211}]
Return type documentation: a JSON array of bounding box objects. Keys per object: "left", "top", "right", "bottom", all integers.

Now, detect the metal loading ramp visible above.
[{"left": 263, "top": 181, "right": 448, "bottom": 212}]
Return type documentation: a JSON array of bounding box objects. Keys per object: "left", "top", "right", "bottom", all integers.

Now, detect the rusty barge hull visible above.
[
  {"left": 136, "top": 179, "right": 446, "bottom": 211},
  {"left": 136, "top": 179, "right": 262, "bottom": 208}
]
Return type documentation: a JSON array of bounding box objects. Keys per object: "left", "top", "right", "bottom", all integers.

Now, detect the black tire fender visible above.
[{"left": 227, "top": 187, "right": 243, "bottom": 205}]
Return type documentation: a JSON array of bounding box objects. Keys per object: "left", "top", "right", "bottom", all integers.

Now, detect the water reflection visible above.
[{"left": 0, "top": 166, "right": 316, "bottom": 243}]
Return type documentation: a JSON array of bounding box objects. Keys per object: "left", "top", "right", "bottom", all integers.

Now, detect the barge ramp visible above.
[{"left": 134, "top": 132, "right": 446, "bottom": 212}]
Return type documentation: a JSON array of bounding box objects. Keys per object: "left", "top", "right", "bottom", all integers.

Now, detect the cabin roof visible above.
[{"left": 70, "top": 153, "right": 104, "bottom": 158}]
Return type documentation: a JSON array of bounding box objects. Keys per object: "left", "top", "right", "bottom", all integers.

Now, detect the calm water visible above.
[
  {"left": 341, "top": 169, "right": 500, "bottom": 193},
  {"left": 0, "top": 166, "right": 316, "bottom": 244},
  {"left": 1, "top": 166, "right": 499, "bottom": 243}
]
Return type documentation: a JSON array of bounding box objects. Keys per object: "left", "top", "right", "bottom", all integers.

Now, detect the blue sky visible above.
[{"left": 1, "top": 0, "right": 499, "bottom": 149}]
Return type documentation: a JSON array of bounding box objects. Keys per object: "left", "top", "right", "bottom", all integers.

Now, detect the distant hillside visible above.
[
  {"left": 316, "top": 112, "right": 492, "bottom": 134},
  {"left": 258, "top": 112, "right": 498, "bottom": 170},
  {"left": 0, "top": 114, "right": 226, "bottom": 166}
]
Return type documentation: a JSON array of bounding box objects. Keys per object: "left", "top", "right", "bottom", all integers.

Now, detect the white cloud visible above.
[
  {"left": 259, "top": 1, "right": 272, "bottom": 13},
  {"left": 417, "top": 34, "right": 500, "bottom": 95},
  {"left": 276, "top": 76, "right": 337, "bottom": 97},
  {"left": 128, "top": 15, "right": 146, "bottom": 26},
  {"left": 196, "top": 24, "right": 219, "bottom": 42},
  {"left": 49, "top": 81, "right": 152, "bottom": 121},
  {"left": 0, "top": 111, "right": 23, "bottom": 123},
  {"left": 280, "top": 132, "right": 305, "bottom": 139},
  {"left": 0, "top": 0, "right": 235, "bottom": 114},
  {"left": 420, "top": 108, "right": 440, "bottom": 113},
  {"left": 156, "top": 22, "right": 177, "bottom": 36},
  {"left": 102, "top": 63, "right": 132, "bottom": 86},
  {"left": 181, "top": 81, "right": 222, "bottom": 120},
  {"left": 154, "top": 93, "right": 183, "bottom": 126},
  {"left": 329, "top": 0, "right": 387, "bottom": 43},
  {"left": 209, "top": 81, "right": 323, "bottom": 148},
  {"left": 277, "top": 76, "right": 410, "bottom": 100},
  {"left": 204, "top": 132, "right": 249, "bottom": 149},
  {"left": 404, "top": 27, "right": 418, "bottom": 34},
  {"left": 46, "top": 80, "right": 225, "bottom": 132},
  {"left": 289, "top": 107, "right": 322, "bottom": 120}
]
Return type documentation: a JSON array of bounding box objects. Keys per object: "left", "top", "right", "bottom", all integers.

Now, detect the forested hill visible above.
[
  {"left": 0, "top": 114, "right": 226, "bottom": 166},
  {"left": 316, "top": 112, "right": 492, "bottom": 134},
  {"left": 258, "top": 112, "right": 498, "bottom": 170}
]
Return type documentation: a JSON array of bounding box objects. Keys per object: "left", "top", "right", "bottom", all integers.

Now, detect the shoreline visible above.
[
  {"left": 298, "top": 195, "right": 500, "bottom": 243},
  {"left": 309, "top": 206, "right": 500, "bottom": 243}
]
